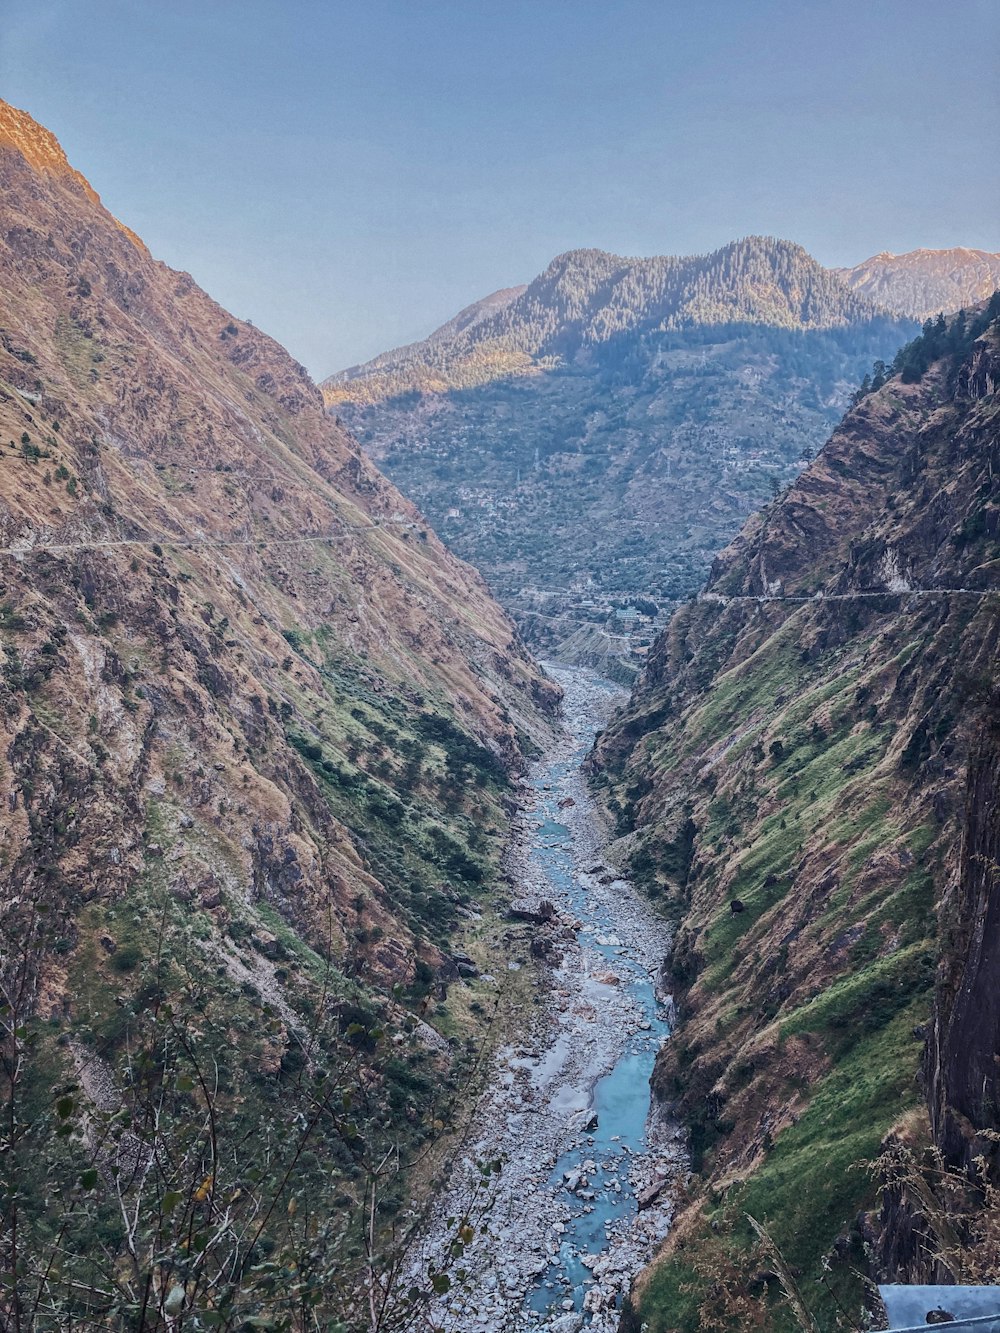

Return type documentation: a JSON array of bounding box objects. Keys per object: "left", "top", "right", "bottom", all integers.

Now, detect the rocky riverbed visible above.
[{"left": 412, "top": 665, "right": 687, "bottom": 1331}]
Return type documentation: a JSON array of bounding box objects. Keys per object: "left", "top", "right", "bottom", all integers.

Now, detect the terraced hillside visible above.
[
  {"left": 592, "top": 300, "right": 1000, "bottom": 1330},
  {"left": 324, "top": 240, "right": 916, "bottom": 666},
  {"left": 0, "top": 100, "right": 559, "bottom": 1329}
]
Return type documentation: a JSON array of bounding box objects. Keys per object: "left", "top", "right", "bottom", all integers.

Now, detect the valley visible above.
[
  {"left": 323, "top": 241, "right": 925, "bottom": 673},
  {"left": 2, "top": 82, "right": 999, "bottom": 1333}
]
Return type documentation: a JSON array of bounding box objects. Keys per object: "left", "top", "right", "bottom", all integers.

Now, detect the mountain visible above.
[
  {"left": 0, "top": 100, "right": 558, "bottom": 1326},
  {"left": 591, "top": 299, "right": 1000, "bottom": 1330},
  {"left": 330, "top": 241, "right": 886, "bottom": 401},
  {"left": 324, "top": 239, "right": 915, "bottom": 675},
  {"left": 835, "top": 246, "right": 1000, "bottom": 320}
]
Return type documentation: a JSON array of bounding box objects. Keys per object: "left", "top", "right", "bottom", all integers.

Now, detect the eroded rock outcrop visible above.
[{"left": 930, "top": 718, "right": 1000, "bottom": 1177}]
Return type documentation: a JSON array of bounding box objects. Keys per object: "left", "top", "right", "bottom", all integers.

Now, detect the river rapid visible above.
[{"left": 417, "top": 664, "right": 685, "bottom": 1332}]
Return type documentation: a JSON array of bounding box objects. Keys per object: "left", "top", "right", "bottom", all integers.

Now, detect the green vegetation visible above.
[
  {"left": 280, "top": 628, "right": 506, "bottom": 949},
  {"left": 594, "top": 312, "right": 1000, "bottom": 1329},
  {"left": 854, "top": 292, "right": 1000, "bottom": 399},
  {"left": 640, "top": 1004, "right": 928, "bottom": 1333},
  {"left": 3, "top": 774, "right": 503, "bottom": 1330}
]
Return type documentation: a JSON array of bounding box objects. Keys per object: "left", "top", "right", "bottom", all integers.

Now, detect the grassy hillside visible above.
[{"left": 593, "top": 299, "right": 1000, "bottom": 1330}]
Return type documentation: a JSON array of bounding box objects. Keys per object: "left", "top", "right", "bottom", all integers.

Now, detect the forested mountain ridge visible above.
[
  {"left": 328, "top": 239, "right": 891, "bottom": 403},
  {"left": 324, "top": 239, "right": 916, "bottom": 668},
  {"left": 835, "top": 246, "right": 1000, "bottom": 320},
  {"left": 329, "top": 243, "right": 996, "bottom": 405},
  {"left": 0, "top": 100, "right": 558, "bottom": 1327},
  {"left": 591, "top": 298, "right": 1000, "bottom": 1330}
]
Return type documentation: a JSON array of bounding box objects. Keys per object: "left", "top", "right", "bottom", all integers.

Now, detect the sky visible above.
[{"left": 3, "top": 0, "right": 999, "bottom": 376}]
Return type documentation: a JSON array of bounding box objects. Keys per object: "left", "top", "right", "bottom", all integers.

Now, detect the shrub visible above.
[{"left": 110, "top": 941, "right": 142, "bottom": 972}]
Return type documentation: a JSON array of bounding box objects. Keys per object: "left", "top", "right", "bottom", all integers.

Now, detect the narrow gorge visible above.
[{"left": 2, "top": 64, "right": 999, "bottom": 1333}]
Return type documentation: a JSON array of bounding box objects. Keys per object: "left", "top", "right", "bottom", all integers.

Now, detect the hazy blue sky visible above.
[{"left": 3, "top": 0, "right": 998, "bottom": 375}]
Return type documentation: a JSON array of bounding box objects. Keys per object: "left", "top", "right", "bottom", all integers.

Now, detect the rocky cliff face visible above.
[
  {"left": 929, "top": 715, "right": 1000, "bottom": 1177},
  {"left": 324, "top": 239, "right": 915, "bottom": 666},
  {"left": 592, "top": 302, "right": 1000, "bottom": 1329},
  {"left": 0, "top": 99, "right": 558, "bottom": 1326},
  {"left": 835, "top": 248, "right": 1000, "bottom": 322}
]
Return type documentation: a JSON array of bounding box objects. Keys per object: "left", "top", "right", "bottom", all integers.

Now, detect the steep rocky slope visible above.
[
  {"left": 0, "top": 100, "right": 558, "bottom": 1327},
  {"left": 324, "top": 240, "right": 914, "bottom": 666},
  {"left": 836, "top": 247, "right": 1000, "bottom": 321},
  {"left": 592, "top": 301, "right": 1000, "bottom": 1330}
]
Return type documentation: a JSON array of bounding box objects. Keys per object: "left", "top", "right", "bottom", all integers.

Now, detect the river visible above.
[{"left": 417, "top": 664, "right": 684, "bottom": 1332}]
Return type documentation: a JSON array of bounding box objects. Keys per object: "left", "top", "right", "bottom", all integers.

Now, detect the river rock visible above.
[
  {"left": 567, "top": 1108, "right": 599, "bottom": 1134},
  {"left": 548, "top": 1315, "right": 583, "bottom": 1333},
  {"left": 637, "top": 1176, "right": 671, "bottom": 1211},
  {"left": 508, "top": 898, "right": 557, "bottom": 924}
]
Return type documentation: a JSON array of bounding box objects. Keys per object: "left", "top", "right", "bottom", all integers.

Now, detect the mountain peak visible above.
[
  {"left": 0, "top": 99, "right": 96, "bottom": 195},
  {"left": 0, "top": 99, "right": 147, "bottom": 252},
  {"left": 835, "top": 246, "right": 1000, "bottom": 319},
  {"left": 539, "top": 247, "right": 634, "bottom": 277}
]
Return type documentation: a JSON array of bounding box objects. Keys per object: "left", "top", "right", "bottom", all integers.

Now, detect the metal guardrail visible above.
[
  {"left": 882, "top": 1319, "right": 1000, "bottom": 1332},
  {"left": 877, "top": 1285, "right": 1000, "bottom": 1331}
]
